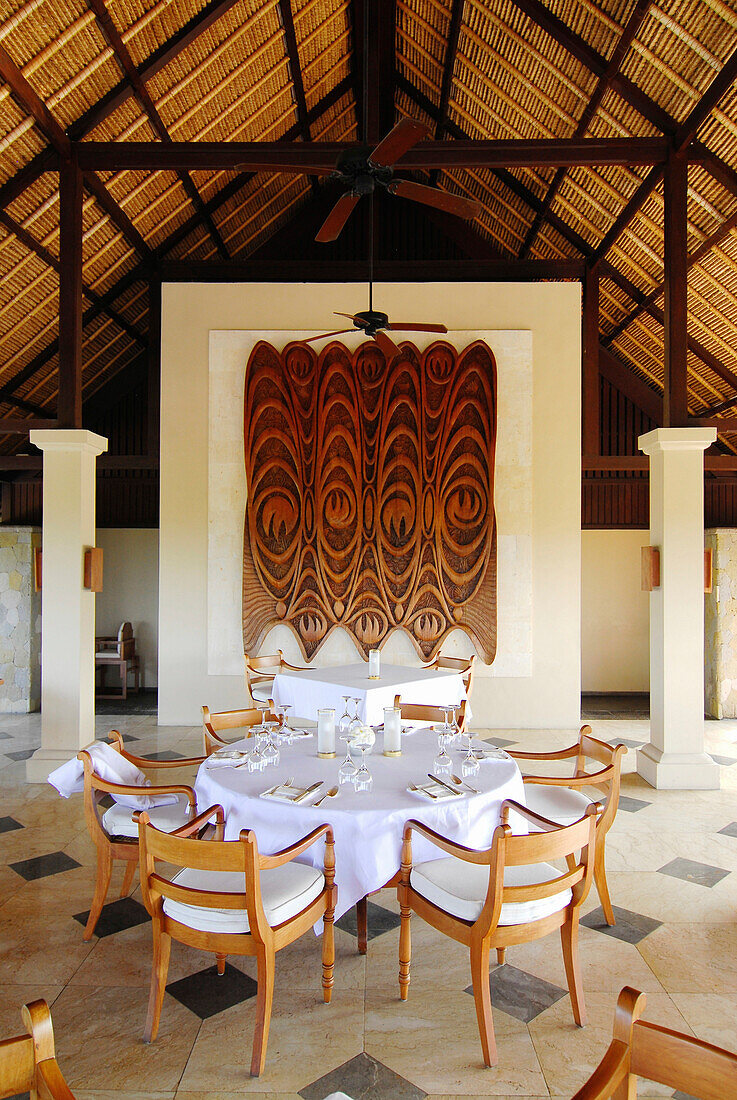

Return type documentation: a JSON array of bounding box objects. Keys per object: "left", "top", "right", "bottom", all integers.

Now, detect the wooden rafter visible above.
[
  {"left": 85, "top": 0, "right": 229, "bottom": 261},
  {"left": 519, "top": 0, "right": 652, "bottom": 259},
  {"left": 350, "top": 0, "right": 365, "bottom": 140}
]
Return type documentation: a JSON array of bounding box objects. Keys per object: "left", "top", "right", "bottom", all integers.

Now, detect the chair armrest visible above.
[
  {"left": 36, "top": 1058, "right": 77, "bottom": 1100},
  {"left": 402, "top": 819, "right": 493, "bottom": 864},
  {"left": 121, "top": 749, "right": 206, "bottom": 769},
  {"left": 508, "top": 745, "right": 579, "bottom": 761},
  {"left": 279, "top": 659, "right": 304, "bottom": 671},
  {"left": 521, "top": 764, "right": 613, "bottom": 788},
  {"left": 86, "top": 773, "right": 196, "bottom": 809},
  {"left": 170, "top": 804, "right": 225, "bottom": 839},
  {"left": 501, "top": 798, "right": 570, "bottom": 831},
  {"left": 569, "top": 1040, "right": 630, "bottom": 1100},
  {"left": 246, "top": 823, "right": 335, "bottom": 869}
]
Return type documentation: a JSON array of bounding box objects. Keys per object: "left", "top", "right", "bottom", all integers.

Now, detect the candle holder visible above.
[
  {"left": 383, "top": 705, "right": 402, "bottom": 756},
  {"left": 317, "top": 707, "right": 336, "bottom": 758},
  {"left": 368, "top": 649, "right": 380, "bottom": 680}
]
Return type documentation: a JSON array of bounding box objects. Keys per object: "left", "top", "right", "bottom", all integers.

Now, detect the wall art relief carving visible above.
[{"left": 242, "top": 339, "right": 497, "bottom": 662}]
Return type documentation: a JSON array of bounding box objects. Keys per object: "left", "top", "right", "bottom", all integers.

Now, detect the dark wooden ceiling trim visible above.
[
  {"left": 519, "top": 0, "right": 652, "bottom": 259},
  {"left": 582, "top": 266, "right": 600, "bottom": 455},
  {"left": 662, "top": 150, "right": 689, "bottom": 426},
  {"left": 0, "top": 43, "right": 71, "bottom": 159},
  {"left": 676, "top": 46, "right": 737, "bottom": 148},
  {"left": 85, "top": 0, "right": 229, "bottom": 261},
  {"left": 278, "top": 0, "right": 319, "bottom": 196},
  {"left": 430, "top": 0, "right": 464, "bottom": 189},
  {"left": 599, "top": 345, "right": 663, "bottom": 424},
  {"left": 583, "top": 454, "right": 737, "bottom": 471},
  {"left": 158, "top": 257, "right": 586, "bottom": 280},
  {"left": 350, "top": 0, "right": 365, "bottom": 141},
  {"left": 83, "top": 171, "right": 152, "bottom": 260},
  {"left": 590, "top": 165, "right": 663, "bottom": 266},
  {"left": 0, "top": 419, "right": 57, "bottom": 433},
  {"left": 57, "top": 156, "right": 84, "bottom": 428}
]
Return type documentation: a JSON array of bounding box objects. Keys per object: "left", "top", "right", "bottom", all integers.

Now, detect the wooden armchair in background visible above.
[
  {"left": 0, "top": 999, "right": 75, "bottom": 1099},
  {"left": 202, "top": 705, "right": 279, "bottom": 756},
  {"left": 431, "top": 653, "right": 476, "bottom": 699},
  {"left": 393, "top": 697, "right": 468, "bottom": 733},
  {"left": 571, "top": 986, "right": 737, "bottom": 1099},
  {"left": 244, "top": 650, "right": 302, "bottom": 705},
  {"left": 95, "top": 621, "right": 141, "bottom": 700}
]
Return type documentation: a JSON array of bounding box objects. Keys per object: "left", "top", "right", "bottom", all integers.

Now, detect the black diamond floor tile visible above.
[
  {"left": 166, "top": 963, "right": 257, "bottom": 1019},
  {"left": 618, "top": 795, "right": 652, "bottom": 813},
  {"left": 5, "top": 748, "right": 34, "bottom": 761},
  {"left": 336, "top": 900, "right": 401, "bottom": 941},
  {"left": 10, "top": 850, "right": 81, "bottom": 881},
  {"left": 582, "top": 905, "right": 662, "bottom": 944},
  {"left": 0, "top": 815, "right": 23, "bottom": 834},
  {"left": 487, "top": 736, "right": 516, "bottom": 748},
  {"left": 465, "top": 963, "right": 567, "bottom": 1023},
  {"left": 299, "top": 1052, "right": 427, "bottom": 1099},
  {"left": 141, "top": 749, "right": 185, "bottom": 761},
  {"left": 710, "top": 754, "right": 737, "bottom": 766},
  {"left": 73, "top": 896, "right": 149, "bottom": 938},
  {"left": 718, "top": 821, "right": 737, "bottom": 837},
  {"left": 657, "top": 857, "right": 730, "bottom": 889}
]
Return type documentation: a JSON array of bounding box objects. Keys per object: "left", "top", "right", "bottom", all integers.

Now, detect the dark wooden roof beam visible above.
[
  {"left": 429, "top": 0, "right": 464, "bottom": 189},
  {"left": 0, "top": 43, "right": 71, "bottom": 159},
  {"left": 158, "top": 257, "right": 586, "bottom": 281}
]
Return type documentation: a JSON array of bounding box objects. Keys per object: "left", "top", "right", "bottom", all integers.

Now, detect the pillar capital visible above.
[
  {"left": 30, "top": 429, "right": 107, "bottom": 456},
  {"left": 638, "top": 427, "right": 716, "bottom": 456}
]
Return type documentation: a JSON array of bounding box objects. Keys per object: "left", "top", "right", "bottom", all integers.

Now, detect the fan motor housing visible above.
[{"left": 355, "top": 310, "right": 389, "bottom": 334}]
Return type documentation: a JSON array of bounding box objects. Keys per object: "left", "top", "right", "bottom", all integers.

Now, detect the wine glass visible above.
[
  {"left": 338, "top": 736, "right": 358, "bottom": 785},
  {"left": 432, "top": 724, "right": 453, "bottom": 777},
  {"left": 353, "top": 741, "right": 373, "bottom": 792},
  {"left": 348, "top": 697, "right": 363, "bottom": 737},
  {"left": 338, "top": 696, "right": 352, "bottom": 739},
  {"left": 276, "top": 704, "right": 293, "bottom": 743},
  {"left": 247, "top": 736, "right": 266, "bottom": 772},
  {"left": 446, "top": 704, "right": 460, "bottom": 744},
  {"left": 262, "top": 721, "right": 280, "bottom": 767}
]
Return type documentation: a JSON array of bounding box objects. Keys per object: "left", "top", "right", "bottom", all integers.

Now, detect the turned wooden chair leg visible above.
[
  {"left": 322, "top": 906, "right": 335, "bottom": 1003},
  {"left": 560, "top": 915, "right": 586, "bottom": 1027},
  {"left": 119, "top": 858, "right": 136, "bottom": 898},
  {"left": 398, "top": 894, "right": 411, "bottom": 1001},
  {"left": 595, "top": 836, "right": 615, "bottom": 926},
  {"left": 251, "top": 947, "right": 276, "bottom": 1077},
  {"left": 144, "top": 919, "right": 171, "bottom": 1043},
  {"left": 216, "top": 953, "right": 227, "bottom": 975},
  {"left": 496, "top": 948, "right": 506, "bottom": 964},
  {"left": 356, "top": 895, "right": 368, "bottom": 955},
  {"left": 84, "top": 849, "right": 113, "bottom": 940},
  {"left": 470, "top": 939, "right": 496, "bottom": 1067}
]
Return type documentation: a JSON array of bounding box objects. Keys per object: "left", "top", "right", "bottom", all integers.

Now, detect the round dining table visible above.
[{"left": 194, "top": 727, "right": 525, "bottom": 928}]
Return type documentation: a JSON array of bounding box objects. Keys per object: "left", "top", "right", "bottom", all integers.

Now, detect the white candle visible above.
[
  {"left": 317, "top": 708, "right": 336, "bottom": 758},
  {"left": 368, "top": 649, "right": 380, "bottom": 679},
  {"left": 383, "top": 706, "right": 402, "bottom": 756}
]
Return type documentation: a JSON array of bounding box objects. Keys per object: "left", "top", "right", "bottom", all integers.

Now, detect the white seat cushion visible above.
[
  {"left": 523, "top": 784, "right": 594, "bottom": 830},
  {"left": 251, "top": 680, "right": 274, "bottom": 702},
  {"left": 410, "top": 858, "right": 572, "bottom": 925},
  {"left": 102, "top": 794, "right": 192, "bottom": 838},
  {"left": 162, "top": 862, "right": 325, "bottom": 934}
]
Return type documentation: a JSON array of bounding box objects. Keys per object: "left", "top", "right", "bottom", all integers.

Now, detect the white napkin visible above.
[
  {"left": 408, "top": 778, "right": 461, "bottom": 801},
  {"left": 205, "top": 750, "right": 249, "bottom": 770},
  {"left": 48, "top": 741, "right": 179, "bottom": 809}
]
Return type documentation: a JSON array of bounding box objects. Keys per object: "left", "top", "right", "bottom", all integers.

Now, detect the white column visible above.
[
  {"left": 638, "top": 427, "right": 719, "bottom": 789},
  {"left": 26, "top": 430, "right": 107, "bottom": 781}
]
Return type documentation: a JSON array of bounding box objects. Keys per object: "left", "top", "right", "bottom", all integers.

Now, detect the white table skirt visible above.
[
  {"left": 271, "top": 662, "right": 467, "bottom": 725},
  {"left": 194, "top": 727, "right": 524, "bottom": 926}
]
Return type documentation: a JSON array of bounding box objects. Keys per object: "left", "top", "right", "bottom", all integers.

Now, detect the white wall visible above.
[
  {"left": 159, "top": 281, "right": 582, "bottom": 728},
  {"left": 95, "top": 528, "right": 159, "bottom": 687},
  {"left": 581, "top": 529, "right": 650, "bottom": 692}
]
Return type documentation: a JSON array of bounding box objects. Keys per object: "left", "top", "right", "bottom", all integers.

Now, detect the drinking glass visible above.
[
  {"left": 338, "top": 696, "right": 352, "bottom": 739},
  {"left": 348, "top": 697, "right": 363, "bottom": 737},
  {"left": 247, "top": 737, "right": 266, "bottom": 772},
  {"left": 353, "top": 746, "right": 373, "bottom": 792},
  {"left": 460, "top": 734, "right": 480, "bottom": 778},
  {"left": 338, "top": 736, "right": 358, "bottom": 785},
  {"left": 432, "top": 724, "right": 453, "bottom": 777},
  {"left": 276, "top": 704, "right": 293, "bottom": 743},
  {"left": 262, "top": 722, "right": 280, "bottom": 767}
]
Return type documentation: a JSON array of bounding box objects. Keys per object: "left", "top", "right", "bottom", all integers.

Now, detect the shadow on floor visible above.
[
  {"left": 95, "top": 688, "right": 158, "bottom": 715},
  {"left": 581, "top": 693, "right": 650, "bottom": 720}
]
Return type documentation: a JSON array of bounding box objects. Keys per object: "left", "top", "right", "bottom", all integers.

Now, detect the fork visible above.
[{"left": 408, "top": 782, "right": 438, "bottom": 800}]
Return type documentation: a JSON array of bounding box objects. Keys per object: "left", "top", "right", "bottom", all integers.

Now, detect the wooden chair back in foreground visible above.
[
  {"left": 138, "top": 806, "right": 336, "bottom": 1076},
  {"left": 95, "top": 621, "right": 141, "bottom": 700},
  {"left": 244, "top": 651, "right": 302, "bottom": 705},
  {"left": 398, "top": 800, "right": 598, "bottom": 1067},
  {"left": 0, "top": 999, "right": 75, "bottom": 1099},
  {"left": 509, "top": 725, "right": 626, "bottom": 926},
  {"left": 430, "top": 653, "right": 476, "bottom": 697},
  {"left": 393, "top": 697, "right": 468, "bottom": 732},
  {"left": 571, "top": 986, "right": 737, "bottom": 1099},
  {"left": 78, "top": 731, "right": 204, "bottom": 940},
  {"left": 201, "top": 705, "right": 280, "bottom": 756}
]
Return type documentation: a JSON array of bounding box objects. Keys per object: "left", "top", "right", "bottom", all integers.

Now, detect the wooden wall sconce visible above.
[
  {"left": 84, "top": 548, "right": 103, "bottom": 592},
  {"left": 33, "top": 548, "right": 41, "bottom": 592},
  {"left": 704, "top": 548, "right": 713, "bottom": 594},
  {"left": 641, "top": 546, "right": 660, "bottom": 591}
]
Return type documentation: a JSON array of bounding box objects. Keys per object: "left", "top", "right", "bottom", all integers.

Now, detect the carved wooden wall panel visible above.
[{"left": 242, "top": 339, "right": 497, "bottom": 662}]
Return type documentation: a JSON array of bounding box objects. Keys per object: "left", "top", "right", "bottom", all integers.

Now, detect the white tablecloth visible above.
[
  {"left": 194, "top": 727, "right": 524, "bottom": 925},
  {"left": 271, "top": 662, "right": 467, "bottom": 725}
]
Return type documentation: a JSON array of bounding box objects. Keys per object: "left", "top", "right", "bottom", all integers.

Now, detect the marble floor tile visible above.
[{"left": 639, "top": 923, "right": 737, "bottom": 993}]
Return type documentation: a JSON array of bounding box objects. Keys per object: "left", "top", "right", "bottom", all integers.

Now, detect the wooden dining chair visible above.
[
  {"left": 0, "top": 999, "right": 75, "bottom": 1099},
  {"left": 398, "top": 799, "right": 598, "bottom": 1067},
  {"left": 430, "top": 653, "right": 476, "bottom": 698},
  {"left": 201, "top": 705, "right": 279, "bottom": 756},
  {"left": 244, "top": 650, "right": 303, "bottom": 704},
  {"left": 508, "top": 725, "right": 626, "bottom": 926},
  {"left": 137, "top": 804, "right": 336, "bottom": 1077},
  {"left": 95, "top": 621, "right": 141, "bottom": 700},
  {"left": 393, "top": 697, "right": 468, "bottom": 732},
  {"left": 78, "top": 730, "right": 205, "bottom": 940},
  {"left": 571, "top": 986, "right": 737, "bottom": 1099}
]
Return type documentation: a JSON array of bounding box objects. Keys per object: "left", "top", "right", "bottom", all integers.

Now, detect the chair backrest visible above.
[
  {"left": 478, "top": 804, "right": 597, "bottom": 934},
  {"left": 571, "top": 986, "right": 737, "bottom": 1099},
  {"left": 433, "top": 653, "right": 476, "bottom": 695},
  {"left": 201, "top": 705, "right": 279, "bottom": 755},
  {"left": 393, "top": 698, "right": 467, "bottom": 731},
  {"left": 0, "top": 1000, "right": 75, "bottom": 1099},
  {"left": 574, "top": 725, "right": 627, "bottom": 832},
  {"left": 244, "top": 651, "right": 283, "bottom": 691},
  {"left": 117, "top": 621, "right": 135, "bottom": 659}
]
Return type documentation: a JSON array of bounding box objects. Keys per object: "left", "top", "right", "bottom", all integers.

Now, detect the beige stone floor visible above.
[{"left": 1, "top": 712, "right": 737, "bottom": 1098}]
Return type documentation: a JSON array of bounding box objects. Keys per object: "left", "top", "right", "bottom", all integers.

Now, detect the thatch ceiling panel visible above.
[
  {"left": 310, "top": 90, "right": 357, "bottom": 141},
  {"left": 0, "top": 95, "right": 46, "bottom": 186},
  {"left": 697, "top": 83, "right": 737, "bottom": 173},
  {"left": 83, "top": 99, "right": 158, "bottom": 143},
  {"left": 503, "top": 165, "right": 556, "bottom": 201},
  {"left": 687, "top": 164, "right": 737, "bottom": 241},
  {"left": 608, "top": 184, "right": 666, "bottom": 287},
  {"left": 589, "top": 87, "right": 661, "bottom": 138},
  {"left": 219, "top": 174, "right": 311, "bottom": 257},
  {"left": 552, "top": 164, "right": 642, "bottom": 248},
  {"left": 689, "top": 265, "right": 737, "bottom": 364},
  {"left": 546, "top": 0, "right": 632, "bottom": 57},
  {"left": 103, "top": 0, "right": 212, "bottom": 69},
  {"left": 6, "top": 173, "right": 59, "bottom": 249},
  {"left": 396, "top": 86, "right": 434, "bottom": 131},
  {"left": 164, "top": 223, "right": 214, "bottom": 262},
  {"left": 600, "top": 274, "right": 637, "bottom": 333},
  {"left": 295, "top": 0, "right": 352, "bottom": 115},
  {"left": 532, "top": 221, "right": 580, "bottom": 259},
  {"left": 439, "top": 167, "right": 529, "bottom": 254}
]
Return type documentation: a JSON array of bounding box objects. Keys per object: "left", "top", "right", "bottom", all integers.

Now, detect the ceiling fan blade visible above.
[
  {"left": 388, "top": 179, "right": 482, "bottom": 220},
  {"left": 303, "top": 329, "right": 355, "bottom": 343},
  {"left": 315, "top": 193, "right": 361, "bottom": 242},
  {"left": 369, "top": 118, "right": 430, "bottom": 167},
  {"left": 334, "top": 312, "right": 368, "bottom": 326},
  {"left": 373, "top": 330, "right": 400, "bottom": 358},
  {"left": 387, "top": 322, "right": 448, "bottom": 333}
]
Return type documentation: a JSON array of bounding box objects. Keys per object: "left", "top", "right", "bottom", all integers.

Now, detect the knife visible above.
[
  {"left": 294, "top": 780, "right": 324, "bottom": 803},
  {"left": 427, "top": 772, "right": 463, "bottom": 796}
]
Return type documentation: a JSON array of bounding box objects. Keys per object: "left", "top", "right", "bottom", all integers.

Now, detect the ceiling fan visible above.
[
  {"left": 315, "top": 117, "right": 481, "bottom": 243},
  {"left": 303, "top": 303, "right": 447, "bottom": 359}
]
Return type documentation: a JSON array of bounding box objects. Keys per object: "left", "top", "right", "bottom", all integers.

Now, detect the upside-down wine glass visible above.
[
  {"left": 262, "top": 721, "right": 280, "bottom": 767},
  {"left": 433, "top": 723, "right": 453, "bottom": 777},
  {"left": 276, "top": 704, "right": 294, "bottom": 743},
  {"left": 352, "top": 725, "right": 375, "bottom": 793},
  {"left": 338, "top": 696, "right": 352, "bottom": 739},
  {"left": 338, "top": 735, "right": 358, "bottom": 785}
]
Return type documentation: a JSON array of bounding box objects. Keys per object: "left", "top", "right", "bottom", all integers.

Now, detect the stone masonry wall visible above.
[
  {"left": 0, "top": 526, "right": 41, "bottom": 713},
  {"left": 705, "top": 528, "right": 737, "bottom": 719}
]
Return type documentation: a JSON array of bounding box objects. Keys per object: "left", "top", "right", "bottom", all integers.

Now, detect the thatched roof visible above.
[{"left": 0, "top": 0, "right": 736, "bottom": 435}]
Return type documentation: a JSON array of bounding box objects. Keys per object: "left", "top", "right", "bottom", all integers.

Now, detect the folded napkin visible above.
[
  {"left": 260, "top": 781, "right": 320, "bottom": 804},
  {"left": 470, "top": 743, "right": 509, "bottom": 762},
  {"left": 205, "top": 750, "right": 249, "bottom": 770},
  {"left": 408, "top": 778, "right": 461, "bottom": 801},
  {"left": 48, "top": 741, "right": 179, "bottom": 809}
]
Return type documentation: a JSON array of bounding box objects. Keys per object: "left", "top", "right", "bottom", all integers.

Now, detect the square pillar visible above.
[
  {"left": 26, "top": 430, "right": 107, "bottom": 781},
  {"left": 638, "top": 427, "right": 719, "bottom": 789}
]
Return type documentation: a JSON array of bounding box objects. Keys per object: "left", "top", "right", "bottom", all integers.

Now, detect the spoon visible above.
[
  {"left": 313, "top": 785, "right": 339, "bottom": 807},
  {"left": 451, "top": 773, "right": 479, "bottom": 794}
]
